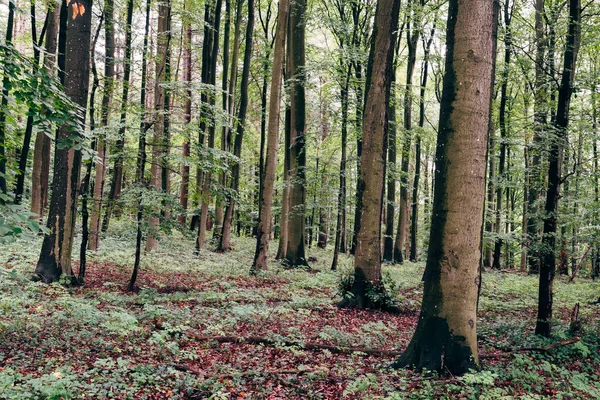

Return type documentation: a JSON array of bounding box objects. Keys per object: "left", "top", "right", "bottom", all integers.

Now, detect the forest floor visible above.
[{"left": 1, "top": 222, "right": 600, "bottom": 399}]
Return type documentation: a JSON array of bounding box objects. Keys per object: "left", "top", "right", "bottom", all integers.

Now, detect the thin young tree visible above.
[
  {"left": 251, "top": 0, "right": 290, "bottom": 273},
  {"left": 394, "top": 0, "right": 496, "bottom": 374},
  {"left": 88, "top": 0, "right": 115, "bottom": 250},
  {"left": 31, "top": 1, "right": 61, "bottom": 219},
  {"left": 535, "top": 0, "right": 581, "bottom": 337},
  {"left": 219, "top": 0, "right": 255, "bottom": 251}
]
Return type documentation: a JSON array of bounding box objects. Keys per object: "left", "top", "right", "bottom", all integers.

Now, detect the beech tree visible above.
[
  {"left": 394, "top": 0, "right": 496, "bottom": 374},
  {"left": 342, "top": 0, "right": 400, "bottom": 308},
  {"left": 35, "top": 0, "right": 93, "bottom": 282}
]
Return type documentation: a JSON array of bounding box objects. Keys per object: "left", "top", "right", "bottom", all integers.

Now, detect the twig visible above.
[
  {"left": 482, "top": 337, "right": 582, "bottom": 357},
  {"left": 190, "top": 335, "right": 402, "bottom": 357}
]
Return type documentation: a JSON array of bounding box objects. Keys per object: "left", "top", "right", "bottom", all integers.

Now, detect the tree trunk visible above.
[
  {"left": 130, "top": 0, "right": 152, "bottom": 291},
  {"left": 350, "top": 62, "right": 363, "bottom": 256},
  {"left": 79, "top": 16, "right": 104, "bottom": 282},
  {"left": 146, "top": 0, "right": 172, "bottom": 252},
  {"left": 0, "top": 0, "right": 16, "bottom": 196},
  {"left": 382, "top": 70, "right": 396, "bottom": 262},
  {"left": 345, "top": 0, "right": 400, "bottom": 308},
  {"left": 218, "top": 0, "right": 254, "bottom": 251},
  {"left": 527, "top": 0, "right": 546, "bottom": 275},
  {"left": 88, "top": 0, "right": 115, "bottom": 250},
  {"left": 535, "top": 0, "right": 580, "bottom": 337},
  {"left": 31, "top": 1, "right": 59, "bottom": 218},
  {"left": 178, "top": 10, "right": 193, "bottom": 225},
  {"left": 35, "top": 0, "right": 93, "bottom": 282},
  {"left": 394, "top": 2, "right": 420, "bottom": 264},
  {"left": 251, "top": 0, "right": 289, "bottom": 273},
  {"left": 284, "top": 0, "right": 309, "bottom": 267},
  {"left": 395, "top": 0, "right": 495, "bottom": 374},
  {"left": 409, "top": 22, "right": 435, "bottom": 262},
  {"left": 198, "top": 0, "right": 223, "bottom": 250}
]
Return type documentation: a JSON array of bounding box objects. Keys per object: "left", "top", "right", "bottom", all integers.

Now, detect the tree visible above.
[
  {"left": 251, "top": 0, "right": 290, "bottom": 273},
  {"left": 88, "top": 0, "right": 116, "bottom": 250},
  {"left": 342, "top": 0, "right": 400, "bottom": 308},
  {"left": 284, "top": 0, "right": 309, "bottom": 267},
  {"left": 30, "top": 1, "right": 62, "bottom": 219},
  {"left": 219, "top": 0, "right": 255, "bottom": 251},
  {"left": 394, "top": 0, "right": 496, "bottom": 374},
  {"left": 535, "top": 0, "right": 581, "bottom": 337},
  {"left": 35, "top": 0, "right": 93, "bottom": 283},
  {"left": 0, "top": 0, "right": 16, "bottom": 197}
]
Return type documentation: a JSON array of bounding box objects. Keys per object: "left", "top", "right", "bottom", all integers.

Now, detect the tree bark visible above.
[
  {"left": 284, "top": 0, "right": 309, "bottom": 267},
  {"left": 395, "top": 0, "right": 495, "bottom": 374},
  {"left": 178, "top": 8, "right": 193, "bottom": 225},
  {"left": 88, "top": 0, "right": 115, "bottom": 251},
  {"left": 251, "top": 0, "right": 290, "bottom": 273},
  {"left": 0, "top": 0, "right": 16, "bottom": 196},
  {"left": 30, "top": 2, "right": 56, "bottom": 214},
  {"left": 146, "top": 0, "right": 172, "bottom": 252},
  {"left": 35, "top": 0, "right": 93, "bottom": 282},
  {"left": 345, "top": 0, "right": 400, "bottom": 308},
  {"left": 535, "top": 0, "right": 580, "bottom": 337},
  {"left": 218, "top": 0, "right": 255, "bottom": 251}
]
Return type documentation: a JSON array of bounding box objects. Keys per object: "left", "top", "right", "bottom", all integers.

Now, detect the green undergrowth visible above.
[{"left": 0, "top": 221, "right": 599, "bottom": 398}]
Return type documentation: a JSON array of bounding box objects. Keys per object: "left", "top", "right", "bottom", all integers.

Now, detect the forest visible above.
[{"left": 0, "top": 0, "right": 599, "bottom": 397}]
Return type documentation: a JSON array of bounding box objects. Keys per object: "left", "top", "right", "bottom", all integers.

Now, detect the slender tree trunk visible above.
[
  {"left": 395, "top": 0, "right": 496, "bottom": 374},
  {"left": 88, "top": 0, "right": 115, "bottom": 250},
  {"left": 0, "top": 0, "right": 16, "bottom": 197},
  {"left": 351, "top": 61, "right": 363, "bottom": 255},
  {"left": 527, "top": 0, "right": 546, "bottom": 275},
  {"left": 14, "top": 1, "right": 46, "bottom": 204},
  {"left": 178, "top": 9, "right": 193, "bottom": 225},
  {"left": 102, "top": 0, "right": 134, "bottom": 233},
  {"left": 213, "top": 0, "right": 233, "bottom": 239},
  {"left": 219, "top": 0, "right": 254, "bottom": 251},
  {"left": 343, "top": 0, "right": 400, "bottom": 308},
  {"left": 35, "top": 0, "right": 93, "bottom": 282},
  {"left": 30, "top": 2, "right": 57, "bottom": 217},
  {"left": 146, "top": 0, "right": 171, "bottom": 252},
  {"left": 251, "top": 0, "right": 290, "bottom": 273},
  {"left": 382, "top": 70, "right": 396, "bottom": 262},
  {"left": 129, "top": 0, "right": 151, "bottom": 291},
  {"left": 198, "top": 0, "right": 223, "bottom": 250},
  {"left": 410, "top": 22, "right": 435, "bottom": 262},
  {"left": 394, "top": 3, "right": 420, "bottom": 263},
  {"left": 79, "top": 16, "right": 104, "bottom": 282},
  {"left": 535, "top": 0, "right": 580, "bottom": 337},
  {"left": 331, "top": 65, "right": 352, "bottom": 270},
  {"left": 276, "top": 45, "right": 292, "bottom": 260}
]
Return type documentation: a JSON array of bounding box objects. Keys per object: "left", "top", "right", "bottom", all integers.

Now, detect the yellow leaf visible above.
[
  {"left": 78, "top": 3, "right": 85, "bottom": 16},
  {"left": 72, "top": 3, "right": 79, "bottom": 19}
]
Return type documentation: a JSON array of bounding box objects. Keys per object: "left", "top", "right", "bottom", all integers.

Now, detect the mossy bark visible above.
[{"left": 395, "top": 0, "right": 495, "bottom": 375}]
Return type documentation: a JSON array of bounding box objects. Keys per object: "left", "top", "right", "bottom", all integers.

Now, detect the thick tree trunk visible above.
[
  {"left": 251, "top": 0, "right": 289, "bottom": 273},
  {"left": 395, "top": 0, "right": 495, "bottom": 374},
  {"left": 284, "top": 0, "right": 309, "bottom": 267},
  {"left": 535, "top": 0, "right": 580, "bottom": 337},
  {"left": 218, "top": 0, "right": 254, "bottom": 251},
  {"left": 344, "top": 0, "right": 400, "bottom": 308},
  {"left": 35, "top": 0, "right": 93, "bottom": 282}
]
